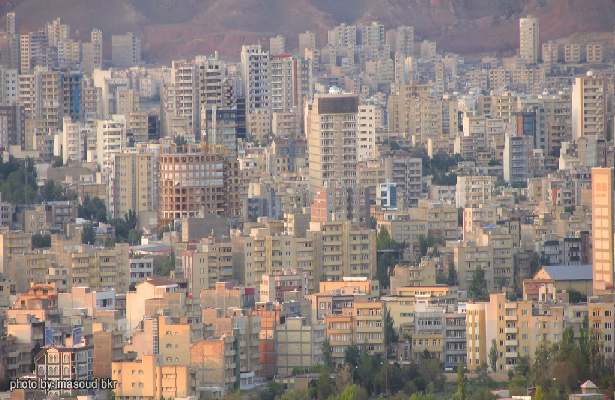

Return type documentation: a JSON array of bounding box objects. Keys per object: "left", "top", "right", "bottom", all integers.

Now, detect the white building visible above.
[
  {"left": 357, "top": 104, "right": 378, "bottom": 161},
  {"left": 572, "top": 72, "right": 606, "bottom": 139},
  {"left": 519, "top": 16, "right": 540, "bottom": 64},
  {"left": 240, "top": 45, "right": 270, "bottom": 114},
  {"left": 96, "top": 114, "right": 127, "bottom": 175}
]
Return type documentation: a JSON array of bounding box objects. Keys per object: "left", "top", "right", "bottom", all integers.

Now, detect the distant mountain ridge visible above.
[{"left": 2, "top": 0, "right": 615, "bottom": 61}]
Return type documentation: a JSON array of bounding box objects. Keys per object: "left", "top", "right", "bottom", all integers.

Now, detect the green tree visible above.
[
  {"left": 489, "top": 339, "right": 498, "bottom": 372},
  {"left": 279, "top": 389, "right": 309, "bottom": 400},
  {"left": 322, "top": 339, "right": 333, "bottom": 370},
  {"left": 127, "top": 229, "right": 141, "bottom": 245},
  {"left": 0, "top": 158, "right": 38, "bottom": 205},
  {"left": 338, "top": 384, "right": 368, "bottom": 400},
  {"left": 468, "top": 268, "right": 489, "bottom": 300},
  {"left": 409, "top": 394, "right": 435, "bottom": 400},
  {"left": 453, "top": 365, "right": 466, "bottom": 400},
  {"left": 384, "top": 306, "right": 398, "bottom": 353},
  {"left": 376, "top": 227, "right": 403, "bottom": 288},
  {"left": 355, "top": 351, "right": 378, "bottom": 394},
  {"left": 314, "top": 371, "right": 335, "bottom": 400},
  {"left": 31, "top": 233, "right": 51, "bottom": 249},
  {"left": 154, "top": 254, "right": 175, "bottom": 276},
  {"left": 447, "top": 263, "right": 458, "bottom": 286},
  {"left": 78, "top": 196, "right": 107, "bottom": 223},
  {"left": 533, "top": 385, "right": 545, "bottom": 400},
  {"left": 81, "top": 224, "right": 96, "bottom": 245},
  {"left": 39, "top": 180, "right": 66, "bottom": 201},
  {"left": 111, "top": 210, "right": 141, "bottom": 243},
  {"left": 258, "top": 382, "right": 284, "bottom": 400}
]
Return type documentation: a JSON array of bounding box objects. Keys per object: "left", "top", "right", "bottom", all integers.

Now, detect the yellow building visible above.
[
  {"left": 588, "top": 299, "right": 615, "bottom": 359},
  {"left": 125, "top": 278, "right": 185, "bottom": 333},
  {"left": 244, "top": 227, "right": 315, "bottom": 291},
  {"left": 202, "top": 308, "right": 260, "bottom": 376},
  {"left": 472, "top": 293, "right": 566, "bottom": 373},
  {"left": 409, "top": 200, "right": 459, "bottom": 241},
  {"left": 307, "top": 220, "right": 376, "bottom": 282},
  {"left": 453, "top": 240, "right": 493, "bottom": 291},
  {"left": 0, "top": 229, "right": 30, "bottom": 276},
  {"left": 182, "top": 236, "right": 233, "bottom": 295},
  {"left": 126, "top": 315, "right": 192, "bottom": 366},
  {"left": 465, "top": 302, "right": 487, "bottom": 371},
  {"left": 325, "top": 301, "right": 385, "bottom": 364},
  {"left": 191, "top": 335, "right": 238, "bottom": 396},
  {"left": 592, "top": 167, "right": 614, "bottom": 294},
  {"left": 110, "top": 145, "right": 159, "bottom": 220},
  {"left": 112, "top": 354, "right": 190, "bottom": 400},
  {"left": 390, "top": 259, "right": 437, "bottom": 291},
  {"left": 376, "top": 210, "right": 428, "bottom": 257},
  {"left": 51, "top": 242, "right": 130, "bottom": 292}
]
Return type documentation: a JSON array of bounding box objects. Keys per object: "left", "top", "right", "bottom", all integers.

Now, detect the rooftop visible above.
[{"left": 540, "top": 265, "right": 592, "bottom": 281}]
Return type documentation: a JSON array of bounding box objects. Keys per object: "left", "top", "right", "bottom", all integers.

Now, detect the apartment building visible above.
[
  {"left": 191, "top": 335, "right": 238, "bottom": 397},
  {"left": 456, "top": 176, "right": 496, "bottom": 208},
  {"left": 112, "top": 354, "right": 190, "bottom": 400},
  {"left": 111, "top": 32, "right": 141, "bottom": 68},
  {"left": 325, "top": 301, "right": 385, "bottom": 365},
  {"left": 110, "top": 144, "right": 159, "bottom": 219},
  {"left": 572, "top": 72, "right": 606, "bottom": 139},
  {"left": 241, "top": 45, "right": 270, "bottom": 115},
  {"left": 159, "top": 144, "right": 242, "bottom": 225},
  {"left": 181, "top": 236, "right": 233, "bottom": 295},
  {"left": 307, "top": 220, "right": 376, "bottom": 282},
  {"left": 519, "top": 16, "right": 540, "bottom": 64},
  {"left": 275, "top": 316, "right": 325, "bottom": 377},
  {"left": 306, "top": 92, "right": 358, "bottom": 192},
  {"left": 243, "top": 227, "right": 315, "bottom": 290}
]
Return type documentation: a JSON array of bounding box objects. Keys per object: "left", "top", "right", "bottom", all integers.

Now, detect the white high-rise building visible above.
[
  {"left": 46, "top": 17, "right": 70, "bottom": 48},
  {"left": 82, "top": 29, "right": 103, "bottom": 74},
  {"left": 503, "top": 133, "right": 531, "bottom": 185},
  {"left": 6, "top": 12, "right": 16, "bottom": 36},
  {"left": 306, "top": 92, "right": 358, "bottom": 191},
  {"left": 357, "top": 104, "right": 378, "bottom": 162},
  {"left": 240, "top": 45, "right": 270, "bottom": 114},
  {"left": 328, "top": 23, "right": 357, "bottom": 49},
  {"left": 269, "top": 54, "right": 296, "bottom": 113},
  {"left": 111, "top": 32, "right": 141, "bottom": 68},
  {"left": 519, "top": 16, "right": 540, "bottom": 64},
  {"left": 572, "top": 71, "right": 606, "bottom": 139},
  {"left": 0, "top": 67, "right": 17, "bottom": 105},
  {"left": 298, "top": 31, "right": 316, "bottom": 55},
  {"left": 96, "top": 114, "right": 127, "bottom": 175},
  {"left": 61, "top": 116, "right": 90, "bottom": 165},
  {"left": 170, "top": 60, "right": 199, "bottom": 138},
  {"left": 269, "top": 35, "right": 286, "bottom": 56}
]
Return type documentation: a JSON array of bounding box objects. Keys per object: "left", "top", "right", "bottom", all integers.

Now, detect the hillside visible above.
[{"left": 2, "top": 0, "right": 615, "bottom": 61}]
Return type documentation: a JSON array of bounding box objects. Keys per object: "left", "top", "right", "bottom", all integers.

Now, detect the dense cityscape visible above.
[{"left": 0, "top": 6, "right": 612, "bottom": 400}]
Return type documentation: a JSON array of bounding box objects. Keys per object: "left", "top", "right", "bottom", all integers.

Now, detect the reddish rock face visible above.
[{"left": 4, "top": 0, "right": 615, "bottom": 61}]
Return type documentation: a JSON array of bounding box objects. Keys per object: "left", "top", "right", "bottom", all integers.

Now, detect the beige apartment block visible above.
[
  {"left": 275, "top": 316, "right": 325, "bottom": 377},
  {"left": 112, "top": 354, "right": 190, "bottom": 400},
  {"left": 307, "top": 220, "right": 376, "bottom": 282},
  {"left": 191, "top": 335, "right": 238, "bottom": 396},
  {"left": 182, "top": 236, "right": 233, "bottom": 295},
  {"left": 325, "top": 301, "right": 385, "bottom": 365}
]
